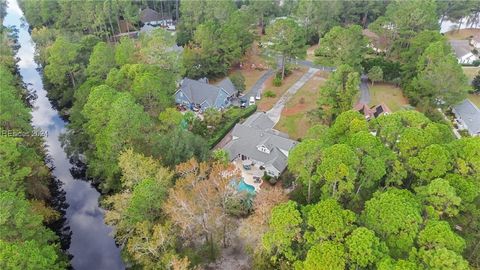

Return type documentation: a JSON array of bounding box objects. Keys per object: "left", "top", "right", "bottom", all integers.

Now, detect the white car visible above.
[
  {"left": 249, "top": 96, "right": 255, "bottom": 106},
  {"left": 255, "top": 92, "right": 261, "bottom": 100}
]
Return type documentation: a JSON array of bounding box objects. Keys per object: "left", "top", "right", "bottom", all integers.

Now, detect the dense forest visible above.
[
  {"left": 0, "top": 4, "right": 67, "bottom": 268},
  {"left": 3, "top": 0, "right": 480, "bottom": 269}
]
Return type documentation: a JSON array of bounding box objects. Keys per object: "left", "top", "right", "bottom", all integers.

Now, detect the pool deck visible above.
[{"left": 233, "top": 160, "right": 263, "bottom": 191}]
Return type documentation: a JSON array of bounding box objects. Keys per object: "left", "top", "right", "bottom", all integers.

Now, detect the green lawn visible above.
[
  {"left": 463, "top": 67, "right": 479, "bottom": 81},
  {"left": 469, "top": 94, "right": 480, "bottom": 108},
  {"left": 368, "top": 83, "right": 409, "bottom": 112}
]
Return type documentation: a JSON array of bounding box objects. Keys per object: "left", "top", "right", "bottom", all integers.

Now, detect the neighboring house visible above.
[
  {"left": 452, "top": 99, "right": 480, "bottom": 136},
  {"left": 223, "top": 113, "right": 298, "bottom": 177},
  {"left": 362, "top": 29, "right": 389, "bottom": 53},
  {"left": 140, "top": 8, "right": 162, "bottom": 24},
  {"left": 355, "top": 103, "right": 391, "bottom": 120},
  {"left": 174, "top": 77, "right": 237, "bottom": 111},
  {"left": 449, "top": 40, "right": 478, "bottom": 64}
]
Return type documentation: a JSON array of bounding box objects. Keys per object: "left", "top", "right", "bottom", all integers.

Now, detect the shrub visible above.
[
  {"left": 229, "top": 71, "right": 246, "bottom": 92},
  {"left": 299, "top": 97, "right": 305, "bottom": 104},
  {"left": 264, "top": 90, "right": 276, "bottom": 98},
  {"left": 273, "top": 76, "right": 282, "bottom": 87}
]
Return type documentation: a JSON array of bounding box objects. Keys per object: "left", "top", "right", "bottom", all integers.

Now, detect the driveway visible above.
[
  {"left": 243, "top": 69, "right": 275, "bottom": 99},
  {"left": 358, "top": 74, "right": 371, "bottom": 104},
  {"left": 266, "top": 67, "right": 320, "bottom": 124}
]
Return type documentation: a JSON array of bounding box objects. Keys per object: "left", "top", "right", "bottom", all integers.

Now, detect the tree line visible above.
[{"left": 0, "top": 23, "right": 67, "bottom": 269}]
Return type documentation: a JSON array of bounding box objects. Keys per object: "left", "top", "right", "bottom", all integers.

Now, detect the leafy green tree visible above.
[
  {"left": 295, "top": 0, "right": 342, "bottom": 43},
  {"left": 211, "top": 149, "right": 229, "bottom": 164},
  {"left": 302, "top": 241, "right": 346, "bottom": 270},
  {"left": 418, "top": 247, "right": 470, "bottom": 270},
  {"left": 316, "top": 144, "right": 360, "bottom": 200},
  {"left": 318, "top": 65, "right": 360, "bottom": 123},
  {"left": 417, "top": 220, "right": 465, "bottom": 253},
  {"left": 315, "top": 25, "right": 367, "bottom": 69},
  {"left": 262, "top": 201, "right": 302, "bottom": 263},
  {"left": 0, "top": 240, "right": 65, "bottom": 270},
  {"left": 346, "top": 227, "right": 388, "bottom": 268},
  {"left": 368, "top": 66, "right": 383, "bottom": 85},
  {"left": 86, "top": 41, "right": 116, "bottom": 80},
  {"left": 203, "top": 108, "right": 222, "bottom": 127},
  {"left": 416, "top": 178, "right": 462, "bottom": 218},
  {"left": 361, "top": 188, "right": 422, "bottom": 257},
  {"left": 140, "top": 28, "right": 183, "bottom": 75},
  {"left": 263, "top": 18, "right": 306, "bottom": 80},
  {"left": 409, "top": 41, "right": 468, "bottom": 108},
  {"left": 158, "top": 108, "right": 184, "bottom": 132},
  {"left": 0, "top": 136, "right": 31, "bottom": 193},
  {"left": 288, "top": 139, "right": 325, "bottom": 203},
  {"left": 249, "top": 0, "right": 279, "bottom": 34},
  {"left": 44, "top": 36, "right": 80, "bottom": 87},
  {"left": 115, "top": 37, "right": 137, "bottom": 66},
  {"left": 472, "top": 72, "right": 480, "bottom": 94},
  {"left": 408, "top": 144, "right": 452, "bottom": 184},
  {"left": 305, "top": 199, "right": 355, "bottom": 243}
]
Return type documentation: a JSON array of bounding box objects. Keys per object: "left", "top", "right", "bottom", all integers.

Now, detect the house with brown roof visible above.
[{"left": 355, "top": 103, "right": 391, "bottom": 120}]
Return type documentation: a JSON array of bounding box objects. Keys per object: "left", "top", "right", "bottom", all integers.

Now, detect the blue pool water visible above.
[{"left": 235, "top": 179, "right": 256, "bottom": 194}]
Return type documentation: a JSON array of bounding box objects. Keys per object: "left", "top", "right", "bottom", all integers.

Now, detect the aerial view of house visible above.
[
  {"left": 174, "top": 77, "right": 237, "bottom": 111},
  {"left": 449, "top": 39, "right": 478, "bottom": 64},
  {"left": 453, "top": 98, "right": 480, "bottom": 136}
]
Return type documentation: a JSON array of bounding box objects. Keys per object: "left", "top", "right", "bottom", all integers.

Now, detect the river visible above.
[{"left": 3, "top": 1, "right": 125, "bottom": 269}]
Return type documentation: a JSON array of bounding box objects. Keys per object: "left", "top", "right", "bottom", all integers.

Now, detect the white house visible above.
[
  {"left": 449, "top": 40, "right": 478, "bottom": 64},
  {"left": 452, "top": 99, "right": 480, "bottom": 136}
]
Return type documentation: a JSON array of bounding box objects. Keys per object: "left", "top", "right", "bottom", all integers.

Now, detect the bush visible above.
[
  {"left": 361, "top": 57, "right": 401, "bottom": 82},
  {"left": 273, "top": 76, "right": 282, "bottom": 87},
  {"left": 229, "top": 71, "right": 246, "bottom": 92},
  {"left": 264, "top": 90, "right": 276, "bottom": 98},
  {"left": 207, "top": 105, "right": 257, "bottom": 148}
]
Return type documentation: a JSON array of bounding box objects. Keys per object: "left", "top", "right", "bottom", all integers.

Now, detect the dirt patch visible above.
[{"left": 444, "top": 28, "right": 480, "bottom": 40}]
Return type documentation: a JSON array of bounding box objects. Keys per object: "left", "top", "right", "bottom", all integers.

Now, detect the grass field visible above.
[
  {"left": 469, "top": 94, "right": 480, "bottom": 107},
  {"left": 275, "top": 72, "right": 326, "bottom": 139},
  {"left": 444, "top": 28, "right": 480, "bottom": 40},
  {"left": 368, "top": 83, "right": 409, "bottom": 112},
  {"left": 463, "top": 67, "right": 479, "bottom": 81},
  {"left": 257, "top": 67, "right": 309, "bottom": 111}
]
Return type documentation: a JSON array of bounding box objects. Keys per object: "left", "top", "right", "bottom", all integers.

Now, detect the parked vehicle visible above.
[
  {"left": 240, "top": 97, "right": 247, "bottom": 108},
  {"left": 249, "top": 96, "right": 255, "bottom": 106},
  {"left": 256, "top": 92, "right": 261, "bottom": 100}
]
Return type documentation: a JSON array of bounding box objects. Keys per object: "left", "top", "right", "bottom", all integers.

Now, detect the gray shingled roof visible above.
[
  {"left": 217, "top": 78, "right": 236, "bottom": 96},
  {"left": 224, "top": 122, "right": 298, "bottom": 173},
  {"left": 454, "top": 99, "right": 480, "bottom": 135},
  {"left": 449, "top": 40, "right": 473, "bottom": 58},
  {"left": 178, "top": 78, "right": 229, "bottom": 106},
  {"left": 243, "top": 112, "right": 275, "bottom": 130},
  {"left": 140, "top": 8, "right": 162, "bottom": 23}
]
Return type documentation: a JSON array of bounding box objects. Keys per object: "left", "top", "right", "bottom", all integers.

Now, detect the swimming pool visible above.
[{"left": 235, "top": 179, "right": 256, "bottom": 194}]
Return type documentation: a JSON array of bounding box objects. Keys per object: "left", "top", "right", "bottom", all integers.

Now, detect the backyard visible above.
[
  {"left": 368, "top": 83, "right": 409, "bottom": 112},
  {"left": 275, "top": 71, "right": 327, "bottom": 139},
  {"left": 257, "top": 66, "right": 309, "bottom": 111}
]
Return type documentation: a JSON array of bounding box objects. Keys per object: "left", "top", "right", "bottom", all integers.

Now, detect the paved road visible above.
[
  {"left": 358, "top": 74, "right": 371, "bottom": 104},
  {"left": 296, "top": 59, "right": 336, "bottom": 72},
  {"left": 266, "top": 67, "right": 320, "bottom": 124},
  {"left": 243, "top": 69, "right": 275, "bottom": 99}
]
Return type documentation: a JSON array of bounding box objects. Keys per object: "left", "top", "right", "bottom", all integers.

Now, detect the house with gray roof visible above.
[
  {"left": 174, "top": 77, "right": 237, "bottom": 111},
  {"left": 223, "top": 112, "right": 298, "bottom": 177},
  {"left": 449, "top": 40, "right": 478, "bottom": 64},
  {"left": 453, "top": 99, "right": 480, "bottom": 136}
]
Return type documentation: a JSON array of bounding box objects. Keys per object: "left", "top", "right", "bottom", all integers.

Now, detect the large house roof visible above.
[
  {"left": 224, "top": 118, "right": 298, "bottom": 173},
  {"left": 454, "top": 99, "right": 480, "bottom": 135},
  {"left": 449, "top": 40, "right": 473, "bottom": 58},
  {"left": 216, "top": 78, "right": 237, "bottom": 96},
  {"left": 140, "top": 8, "right": 162, "bottom": 23},
  {"left": 177, "top": 77, "right": 236, "bottom": 106}
]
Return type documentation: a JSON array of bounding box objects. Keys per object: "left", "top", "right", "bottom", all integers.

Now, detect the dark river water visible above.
[{"left": 3, "top": 1, "right": 125, "bottom": 269}]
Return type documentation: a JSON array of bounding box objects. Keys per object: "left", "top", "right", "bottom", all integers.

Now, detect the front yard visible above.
[
  {"left": 463, "top": 67, "right": 479, "bottom": 81},
  {"left": 469, "top": 94, "right": 480, "bottom": 107},
  {"left": 257, "top": 66, "right": 309, "bottom": 111},
  {"left": 444, "top": 28, "right": 480, "bottom": 40},
  {"left": 368, "top": 83, "right": 409, "bottom": 112},
  {"left": 275, "top": 71, "right": 326, "bottom": 139}
]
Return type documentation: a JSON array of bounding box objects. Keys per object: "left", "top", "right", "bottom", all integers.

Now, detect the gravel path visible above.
[{"left": 266, "top": 67, "right": 319, "bottom": 124}]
